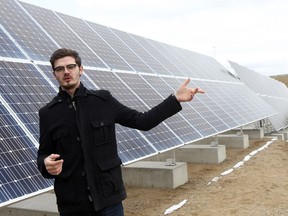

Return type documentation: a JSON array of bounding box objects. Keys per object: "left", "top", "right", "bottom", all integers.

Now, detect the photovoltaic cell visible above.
[
  {"left": 188, "top": 80, "right": 238, "bottom": 129},
  {"left": 230, "top": 61, "right": 288, "bottom": 130},
  {"left": 86, "top": 22, "right": 154, "bottom": 73},
  {"left": 0, "top": 101, "right": 53, "bottom": 207},
  {"left": 0, "top": 61, "right": 56, "bottom": 140},
  {"left": 0, "top": 0, "right": 59, "bottom": 61},
  {"left": 145, "top": 40, "right": 197, "bottom": 77},
  {"left": 115, "top": 72, "right": 183, "bottom": 151},
  {"left": 110, "top": 29, "right": 170, "bottom": 75},
  {"left": 193, "top": 80, "right": 245, "bottom": 126},
  {"left": 166, "top": 45, "right": 237, "bottom": 82},
  {"left": 193, "top": 80, "right": 276, "bottom": 125},
  {"left": 132, "top": 36, "right": 187, "bottom": 77},
  {"left": 159, "top": 76, "right": 219, "bottom": 137},
  {"left": 229, "top": 61, "right": 288, "bottom": 98},
  {"left": 0, "top": 27, "right": 26, "bottom": 59},
  {"left": 56, "top": 13, "right": 133, "bottom": 71},
  {"left": 36, "top": 64, "right": 59, "bottom": 87},
  {"left": 140, "top": 74, "right": 202, "bottom": 142},
  {"left": 163, "top": 77, "right": 229, "bottom": 132},
  {"left": 19, "top": 2, "right": 106, "bottom": 68}
]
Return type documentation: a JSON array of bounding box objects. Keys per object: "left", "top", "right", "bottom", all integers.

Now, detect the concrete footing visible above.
[
  {"left": 223, "top": 128, "right": 264, "bottom": 139},
  {"left": 277, "top": 131, "right": 288, "bottom": 140},
  {"left": 176, "top": 145, "right": 226, "bottom": 163},
  {"left": 194, "top": 134, "right": 249, "bottom": 149},
  {"left": 122, "top": 161, "right": 188, "bottom": 189},
  {"left": 0, "top": 193, "right": 57, "bottom": 216},
  {"left": 270, "top": 133, "right": 284, "bottom": 140},
  {"left": 146, "top": 144, "right": 226, "bottom": 164}
]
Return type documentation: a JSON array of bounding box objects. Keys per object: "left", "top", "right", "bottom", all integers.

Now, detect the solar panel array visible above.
[
  {"left": 0, "top": 0, "right": 278, "bottom": 207},
  {"left": 229, "top": 61, "right": 288, "bottom": 131}
]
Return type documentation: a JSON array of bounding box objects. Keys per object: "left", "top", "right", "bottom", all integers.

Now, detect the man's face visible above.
[{"left": 53, "top": 56, "right": 83, "bottom": 93}]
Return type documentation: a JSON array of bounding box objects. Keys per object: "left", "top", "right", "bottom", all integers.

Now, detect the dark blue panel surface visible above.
[
  {"left": 0, "top": 102, "right": 53, "bottom": 207},
  {"left": 115, "top": 72, "right": 183, "bottom": 150},
  {"left": 140, "top": 75, "right": 202, "bottom": 143},
  {"left": 0, "top": 27, "right": 26, "bottom": 59},
  {"left": 110, "top": 29, "right": 170, "bottom": 75},
  {"left": 0, "top": 61, "right": 56, "bottom": 140},
  {"left": 57, "top": 13, "right": 133, "bottom": 71},
  {"left": 230, "top": 61, "right": 287, "bottom": 130},
  {"left": 87, "top": 22, "right": 154, "bottom": 73},
  {"left": 0, "top": 0, "right": 59, "bottom": 61}
]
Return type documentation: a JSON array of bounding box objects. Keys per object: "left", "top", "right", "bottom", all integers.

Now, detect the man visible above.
[{"left": 37, "top": 48, "right": 204, "bottom": 216}]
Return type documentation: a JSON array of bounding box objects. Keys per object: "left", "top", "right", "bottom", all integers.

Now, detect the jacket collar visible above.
[
  {"left": 45, "top": 83, "right": 109, "bottom": 109},
  {"left": 58, "top": 82, "right": 87, "bottom": 101}
]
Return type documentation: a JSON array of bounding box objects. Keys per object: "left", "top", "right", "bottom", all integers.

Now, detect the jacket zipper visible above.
[{"left": 74, "top": 100, "right": 97, "bottom": 207}]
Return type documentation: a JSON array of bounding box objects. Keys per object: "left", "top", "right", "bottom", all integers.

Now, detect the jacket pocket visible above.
[
  {"left": 90, "top": 120, "right": 115, "bottom": 145},
  {"left": 98, "top": 157, "right": 123, "bottom": 197},
  {"left": 52, "top": 128, "right": 69, "bottom": 153},
  {"left": 52, "top": 128, "right": 68, "bottom": 140},
  {"left": 54, "top": 176, "right": 78, "bottom": 206}
]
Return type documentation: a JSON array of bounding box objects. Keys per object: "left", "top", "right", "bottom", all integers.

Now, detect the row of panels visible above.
[
  {"left": 0, "top": 0, "right": 237, "bottom": 82},
  {"left": 230, "top": 61, "right": 288, "bottom": 131},
  {"left": 0, "top": 0, "right": 281, "bottom": 207},
  {"left": 0, "top": 59, "right": 277, "bottom": 206}
]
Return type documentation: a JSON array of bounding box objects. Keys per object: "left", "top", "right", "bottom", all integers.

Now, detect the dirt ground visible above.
[{"left": 123, "top": 137, "right": 288, "bottom": 216}]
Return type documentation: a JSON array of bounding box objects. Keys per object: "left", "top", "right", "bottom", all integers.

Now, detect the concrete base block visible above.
[
  {"left": 277, "top": 131, "right": 288, "bottom": 140},
  {"left": 145, "top": 145, "right": 226, "bottom": 164},
  {"left": 194, "top": 134, "right": 249, "bottom": 149},
  {"left": 122, "top": 161, "right": 188, "bottom": 189},
  {"left": 0, "top": 193, "right": 58, "bottom": 216},
  {"left": 176, "top": 145, "right": 226, "bottom": 163},
  {"left": 270, "top": 133, "right": 284, "bottom": 140},
  {"left": 223, "top": 128, "right": 264, "bottom": 139}
]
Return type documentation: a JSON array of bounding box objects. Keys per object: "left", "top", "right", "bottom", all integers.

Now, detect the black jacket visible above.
[{"left": 37, "top": 83, "right": 182, "bottom": 213}]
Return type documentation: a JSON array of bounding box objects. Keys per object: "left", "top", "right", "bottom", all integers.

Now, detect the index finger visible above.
[
  {"left": 181, "top": 78, "right": 190, "bottom": 88},
  {"left": 195, "top": 88, "right": 205, "bottom": 94},
  {"left": 49, "top": 154, "right": 61, "bottom": 160}
]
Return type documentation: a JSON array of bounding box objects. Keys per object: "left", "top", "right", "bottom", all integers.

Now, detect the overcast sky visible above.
[{"left": 19, "top": 0, "right": 288, "bottom": 76}]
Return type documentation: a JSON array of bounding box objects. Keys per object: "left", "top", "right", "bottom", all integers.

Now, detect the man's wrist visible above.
[{"left": 171, "top": 93, "right": 179, "bottom": 102}]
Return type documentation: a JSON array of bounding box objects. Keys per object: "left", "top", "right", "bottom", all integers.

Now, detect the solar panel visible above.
[
  {"left": 55, "top": 13, "right": 133, "bottom": 71},
  {"left": 0, "top": 26, "right": 26, "bottom": 59},
  {"left": 229, "top": 61, "right": 288, "bottom": 131},
  {"left": 86, "top": 22, "right": 154, "bottom": 73},
  {"left": 139, "top": 74, "right": 203, "bottom": 142},
  {"left": 0, "top": 0, "right": 58, "bottom": 61},
  {"left": 159, "top": 76, "right": 219, "bottom": 137},
  {"left": 110, "top": 29, "right": 171, "bottom": 75},
  {"left": 0, "top": 61, "right": 56, "bottom": 140},
  {"left": 189, "top": 80, "right": 272, "bottom": 125},
  {"left": 19, "top": 2, "right": 106, "bottom": 68},
  {"left": 142, "top": 39, "right": 192, "bottom": 77},
  {"left": 0, "top": 97, "right": 53, "bottom": 207},
  {"left": 113, "top": 72, "right": 184, "bottom": 151}
]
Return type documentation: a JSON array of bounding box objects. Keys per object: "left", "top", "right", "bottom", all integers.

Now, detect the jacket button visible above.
[
  {"left": 81, "top": 170, "right": 86, "bottom": 176},
  {"left": 77, "top": 137, "right": 81, "bottom": 142},
  {"left": 100, "top": 122, "right": 104, "bottom": 126},
  {"left": 68, "top": 104, "right": 73, "bottom": 109}
]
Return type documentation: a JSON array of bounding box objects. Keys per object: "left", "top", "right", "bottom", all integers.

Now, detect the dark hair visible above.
[{"left": 50, "top": 48, "right": 82, "bottom": 70}]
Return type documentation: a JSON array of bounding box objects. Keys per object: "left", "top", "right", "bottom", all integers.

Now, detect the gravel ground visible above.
[{"left": 123, "top": 138, "right": 288, "bottom": 216}]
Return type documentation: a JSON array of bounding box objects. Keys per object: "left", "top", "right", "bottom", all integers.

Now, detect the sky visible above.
[{"left": 19, "top": 0, "right": 288, "bottom": 76}]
